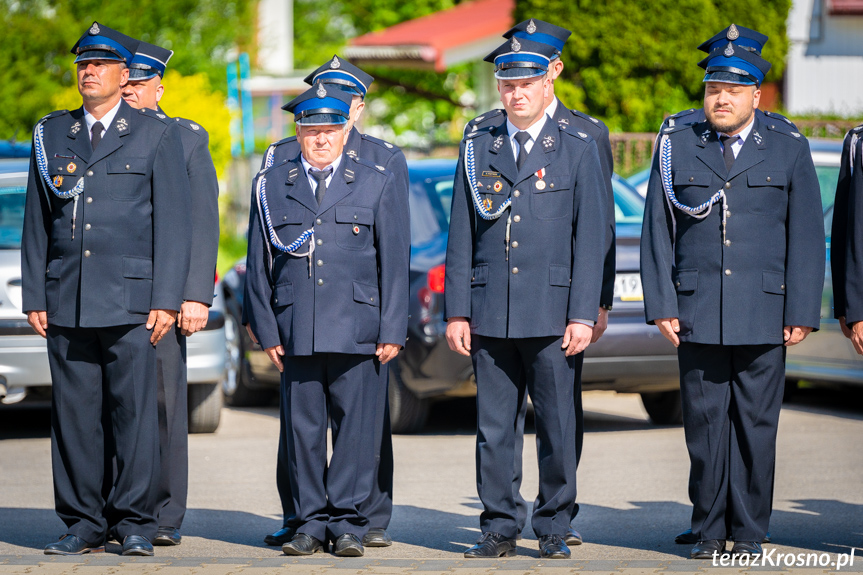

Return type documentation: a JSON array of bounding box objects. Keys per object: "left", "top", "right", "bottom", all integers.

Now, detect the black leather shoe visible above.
[
  {"left": 44, "top": 535, "right": 104, "bottom": 555},
  {"left": 538, "top": 534, "right": 571, "bottom": 559},
  {"left": 677, "top": 528, "right": 771, "bottom": 544},
  {"left": 731, "top": 540, "right": 763, "bottom": 556},
  {"left": 154, "top": 527, "right": 181, "bottom": 546},
  {"left": 265, "top": 527, "right": 296, "bottom": 546},
  {"left": 362, "top": 528, "right": 392, "bottom": 547},
  {"left": 333, "top": 533, "right": 364, "bottom": 557},
  {"left": 464, "top": 532, "right": 516, "bottom": 558},
  {"left": 564, "top": 527, "right": 583, "bottom": 546},
  {"left": 691, "top": 539, "right": 726, "bottom": 560},
  {"left": 281, "top": 533, "right": 324, "bottom": 556},
  {"left": 121, "top": 535, "right": 154, "bottom": 556}
]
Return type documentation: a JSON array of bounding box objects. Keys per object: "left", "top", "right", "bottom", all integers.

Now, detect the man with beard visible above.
[{"left": 640, "top": 26, "right": 824, "bottom": 559}]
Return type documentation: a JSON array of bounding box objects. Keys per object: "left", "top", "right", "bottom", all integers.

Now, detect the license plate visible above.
[{"left": 614, "top": 273, "right": 643, "bottom": 301}]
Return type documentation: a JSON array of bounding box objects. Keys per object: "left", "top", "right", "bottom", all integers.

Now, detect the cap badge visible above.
[
  {"left": 527, "top": 19, "right": 537, "bottom": 34},
  {"left": 727, "top": 24, "right": 740, "bottom": 41},
  {"left": 316, "top": 82, "right": 327, "bottom": 98},
  {"left": 116, "top": 117, "right": 128, "bottom": 132},
  {"left": 67, "top": 162, "right": 77, "bottom": 173},
  {"left": 331, "top": 56, "right": 341, "bottom": 69},
  {"left": 511, "top": 37, "right": 521, "bottom": 52},
  {"left": 724, "top": 43, "right": 734, "bottom": 57},
  {"left": 89, "top": 23, "right": 100, "bottom": 35},
  {"left": 70, "top": 121, "right": 81, "bottom": 135}
]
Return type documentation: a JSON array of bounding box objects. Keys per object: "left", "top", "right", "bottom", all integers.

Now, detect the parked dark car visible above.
[{"left": 223, "top": 158, "right": 680, "bottom": 431}]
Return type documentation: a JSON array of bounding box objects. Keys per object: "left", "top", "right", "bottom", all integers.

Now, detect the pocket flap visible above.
[
  {"left": 762, "top": 270, "right": 786, "bottom": 295},
  {"left": 533, "top": 176, "right": 570, "bottom": 194},
  {"left": 336, "top": 206, "right": 374, "bottom": 226},
  {"left": 549, "top": 264, "right": 571, "bottom": 287},
  {"left": 674, "top": 269, "right": 698, "bottom": 292},
  {"left": 748, "top": 172, "right": 787, "bottom": 188},
  {"left": 471, "top": 263, "right": 489, "bottom": 286},
  {"left": 123, "top": 256, "right": 153, "bottom": 279},
  {"left": 46, "top": 258, "right": 62, "bottom": 279},
  {"left": 271, "top": 282, "right": 294, "bottom": 307},
  {"left": 270, "top": 209, "right": 306, "bottom": 225},
  {"left": 107, "top": 157, "right": 148, "bottom": 175},
  {"left": 674, "top": 171, "right": 713, "bottom": 187},
  {"left": 47, "top": 158, "right": 81, "bottom": 176},
  {"left": 353, "top": 281, "right": 380, "bottom": 307}
]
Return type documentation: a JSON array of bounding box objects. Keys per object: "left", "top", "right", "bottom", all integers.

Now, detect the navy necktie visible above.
[
  {"left": 91, "top": 121, "right": 104, "bottom": 151},
  {"left": 514, "top": 131, "right": 531, "bottom": 171},
  {"left": 720, "top": 134, "right": 739, "bottom": 173},
  {"left": 310, "top": 167, "right": 333, "bottom": 206}
]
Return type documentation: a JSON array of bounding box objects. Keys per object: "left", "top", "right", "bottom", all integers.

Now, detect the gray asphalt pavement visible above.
[{"left": 0, "top": 387, "right": 861, "bottom": 574}]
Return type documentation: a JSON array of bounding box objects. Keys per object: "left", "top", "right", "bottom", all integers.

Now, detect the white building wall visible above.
[
  {"left": 257, "top": 0, "right": 293, "bottom": 76},
  {"left": 786, "top": 0, "right": 863, "bottom": 115}
]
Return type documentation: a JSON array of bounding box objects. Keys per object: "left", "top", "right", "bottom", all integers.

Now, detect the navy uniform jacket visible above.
[
  {"left": 465, "top": 99, "right": 616, "bottom": 306},
  {"left": 444, "top": 117, "right": 607, "bottom": 338},
  {"left": 22, "top": 101, "right": 191, "bottom": 327},
  {"left": 246, "top": 153, "right": 410, "bottom": 356},
  {"left": 640, "top": 116, "right": 824, "bottom": 346},
  {"left": 161, "top": 110, "right": 219, "bottom": 305},
  {"left": 831, "top": 124, "right": 863, "bottom": 324},
  {"left": 658, "top": 108, "right": 797, "bottom": 133}
]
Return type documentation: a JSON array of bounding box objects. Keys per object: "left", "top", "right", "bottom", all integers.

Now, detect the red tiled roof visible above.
[
  {"left": 349, "top": 0, "right": 514, "bottom": 71},
  {"left": 830, "top": 0, "right": 863, "bottom": 14}
]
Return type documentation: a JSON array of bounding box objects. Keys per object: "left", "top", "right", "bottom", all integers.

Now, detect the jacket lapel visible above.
[
  {"left": 487, "top": 124, "right": 518, "bottom": 185},
  {"left": 317, "top": 156, "right": 353, "bottom": 214},
  {"left": 87, "top": 100, "right": 133, "bottom": 166},
  {"left": 65, "top": 108, "right": 91, "bottom": 163},
  {"left": 727, "top": 117, "right": 766, "bottom": 180},
  {"left": 518, "top": 119, "right": 555, "bottom": 182},
  {"left": 694, "top": 123, "right": 728, "bottom": 179},
  {"left": 283, "top": 156, "right": 319, "bottom": 214}
]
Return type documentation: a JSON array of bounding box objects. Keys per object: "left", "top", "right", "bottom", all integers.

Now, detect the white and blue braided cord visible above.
[
  {"left": 466, "top": 139, "right": 509, "bottom": 220},
  {"left": 264, "top": 144, "right": 276, "bottom": 170},
  {"left": 851, "top": 132, "right": 859, "bottom": 177},
  {"left": 256, "top": 172, "right": 314, "bottom": 256},
  {"left": 34, "top": 120, "right": 84, "bottom": 200},
  {"left": 659, "top": 135, "right": 723, "bottom": 219}
]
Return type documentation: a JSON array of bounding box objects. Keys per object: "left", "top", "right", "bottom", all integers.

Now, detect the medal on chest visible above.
[{"left": 535, "top": 167, "right": 546, "bottom": 190}]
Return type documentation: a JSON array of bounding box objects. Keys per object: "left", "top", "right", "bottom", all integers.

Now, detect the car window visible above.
[
  {"left": 409, "top": 176, "right": 453, "bottom": 245},
  {"left": 0, "top": 185, "right": 26, "bottom": 249},
  {"left": 612, "top": 180, "right": 645, "bottom": 225},
  {"left": 816, "top": 165, "right": 840, "bottom": 213}
]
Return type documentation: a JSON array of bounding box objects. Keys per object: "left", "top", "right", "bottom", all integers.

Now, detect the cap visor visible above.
[
  {"left": 295, "top": 114, "right": 348, "bottom": 126},
  {"left": 128, "top": 68, "right": 160, "bottom": 80},
  {"left": 703, "top": 71, "right": 757, "bottom": 85},
  {"left": 74, "top": 49, "right": 124, "bottom": 63},
  {"left": 494, "top": 67, "right": 546, "bottom": 80}
]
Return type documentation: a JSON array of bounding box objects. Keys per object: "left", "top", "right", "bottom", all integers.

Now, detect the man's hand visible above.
[
  {"left": 656, "top": 317, "right": 680, "bottom": 347},
  {"left": 178, "top": 301, "right": 209, "bottom": 336},
  {"left": 445, "top": 318, "right": 472, "bottom": 356},
  {"left": 783, "top": 325, "right": 813, "bottom": 347},
  {"left": 265, "top": 345, "right": 285, "bottom": 372},
  {"left": 839, "top": 316, "right": 853, "bottom": 339},
  {"left": 27, "top": 311, "right": 48, "bottom": 338},
  {"left": 245, "top": 323, "right": 259, "bottom": 345},
  {"left": 591, "top": 307, "right": 609, "bottom": 343},
  {"left": 376, "top": 343, "right": 401, "bottom": 364},
  {"left": 147, "top": 309, "right": 178, "bottom": 345},
  {"left": 562, "top": 321, "right": 593, "bottom": 356},
  {"left": 851, "top": 321, "right": 863, "bottom": 355}
]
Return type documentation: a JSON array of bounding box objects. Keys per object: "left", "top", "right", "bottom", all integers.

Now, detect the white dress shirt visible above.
[
  {"left": 718, "top": 117, "right": 755, "bottom": 158},
  {"left": 301, "top": 153, "right": 343, "bottom": 193},
  {"left": 83, "top": 98, "right": 122, "bottom": 142},
  {"left": 506, "top": 113, "right": 548, "bottom": 163}
]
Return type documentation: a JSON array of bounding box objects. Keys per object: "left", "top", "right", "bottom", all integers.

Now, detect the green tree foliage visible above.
[
  {"left": 514, "top": 0, "right": 791, "bottom": 132},
  {"left": 0, "top": 0, "right": 254, "bottom": 140}
]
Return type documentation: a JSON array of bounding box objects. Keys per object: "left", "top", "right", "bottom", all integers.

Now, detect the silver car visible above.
[{"left": 0, "top": 158, "right": 227, "bottom": 432}]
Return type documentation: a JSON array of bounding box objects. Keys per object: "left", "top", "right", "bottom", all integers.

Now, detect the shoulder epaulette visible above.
[
  {"left": 172, "top": 117, "right": 208, "bottom": 135},
  {"left": 852, "top": 124, "right": 863, "bottom": 134},
  {"left": 360, "top": 133, "right": 398, "bottom": 154},
  {"left": 138, "top": 107, "right": 171, "bottom": 124},
  {"left": 670, "top": 108, "right": 699, "bottom": 120},
  {"left": 353, "top": 155, "right": 392, "bottom": 176},
  {"left": 271, "top": 136, "right": 298, "bottom": 148},
  {"left": 465, "top": 109, "right": 506, "bottom": 135},
  {"left": 464, "top": 125, "right": 495, "bottom": 140},
  {"left": 558, "top": 123, "right": 593, "bottom": 142},
  {"left": 659, "top": 120, "right": 693, "bottom": 135},
  {"left": 39, "top": 109, "right": 69, "bottom": 123},
  {"left": 570, "top": 109, "right": 603, "bottom": 126},
  {"left": 467, "top": 109, "right": 504, "bottom": 127},
  {"left": 762, "top": 110, "right": 796, "bottom": 129},
  {"left": 765, "top": 121, "right": 806, "bottom": 142},
  {"left": 660, "top": 108, "right": 702, "bottom": 131},
  {"left": 256, "top": 158, "right": 290, "bottom": 178}
]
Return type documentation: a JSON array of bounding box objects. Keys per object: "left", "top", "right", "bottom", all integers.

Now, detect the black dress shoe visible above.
[
  {"left": 333, "top": 533, "right": 364, "bottom": 557},
  {"left": 564, "top": 527, "right": 583, "bottom": 546},
  {"left": 154, "top": 527, "right": 181, "bottom": 546},
  {"left": 362, "top": 528, "right": 392, "bottom": 547},
  {"left": 281, "top": 533, "right": 324, "bottom": 556},
  {"left": 464, "top": 532, "right": 517, "bottom": 558},
  {"left": 677, "top": 528, "right": 772, "bottom": 545},
  {"left": 44, "top": 535, "right": 104, "bottom": 555},
  {"left": 121, "top": 535, "right": 154, "bottom": 556},
  {"left": 731, "top": 540, "right": 763, "bottom": 555},
  {"left": 690, "top": 539, "right": 726, "bottom": 560},
  {"left": 538, "top": 534, "right": 571, "bottom": 559},
  {"left": 264, "top": 527, "right": 296, "bottom": 546}
]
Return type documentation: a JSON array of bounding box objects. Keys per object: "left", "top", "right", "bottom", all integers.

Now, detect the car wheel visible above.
[
  {"left": 222, "top": 310, "right": 273, "bottom": 407},
  {"left": 640, "top": 390, "right": 683, "bottom": 425},
  {"left": 188, "top": 382, "right": 222, "bottom": 433},
  {"left": 388, "top": 361, "right": 429, "bottom": 434}
]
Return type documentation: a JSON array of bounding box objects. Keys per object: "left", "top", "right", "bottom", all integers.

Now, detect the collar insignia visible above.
[
  {"left": 347, "top": 149, "right": 357, "bottom": 158},
  {"left": 493, "top": 135, "right": 504, "bottom": 150},
  {"left": 558, "top": 118, "right": 569, "bottom": 125},
  {"left": 542, "top": 135, "right": 554, "bottom": 149},
  {"left": 701, "top": 129, "right": 710, "bottom": 143},
  {"left": 116, "top": 117, "right": 128, "bottom": 132},
  {"left": 753, "top": 131, "right": 763, "bottom": 145},
  {"left": 70, "top": 121, "right": 81, "bottom": 135}
]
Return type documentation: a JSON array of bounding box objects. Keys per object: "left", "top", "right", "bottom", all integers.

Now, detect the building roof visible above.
[{"left": 345, "top": 0, "right": 515, "bottom": 72}]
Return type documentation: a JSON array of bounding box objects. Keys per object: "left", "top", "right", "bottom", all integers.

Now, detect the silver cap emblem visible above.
[
  {"left": 526, "top": 19, "right": 537, "bottom": 34},
  {"left": 331, "top": 56, "right": 341, "bottom": 69},
  {"left": 511, "top": 38, "right": 521, "bottom": 52},
  {"left": 727, "top": 24, "right": 740, "bottom": 41},
  {"left": 316, "top": 82, "right": 327, "bottom": 98},
  {"left": 724, "top": 43, "right": 734, "bottom": 57},
  {"left": 89, "top": 23, "right": 100, "bottom": 35}
]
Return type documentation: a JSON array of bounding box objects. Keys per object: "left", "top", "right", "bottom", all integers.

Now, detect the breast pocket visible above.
[
  {"left": 123, "top": 256, "right": 153, "bottom": 314},
  {"left": 46, "top": 158, "right": 83, "bottom": 194},
  {"left": 673, "top": 171, "right": 715, "bottom": 208},
  {"left": 530, "top": 177, "right": 570, "bottom": 220},
  {"left": 106, "top": 158, "right": 149, "bottom": 200},
  {"left": 747, "top": 172, "right": 788, "bottom": 215},
  {"left": 335, "top": 206, "right": 374, "bottom": 250},
  {"left": 268, "top": 209, "right": 308, "bottom": 245}
]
